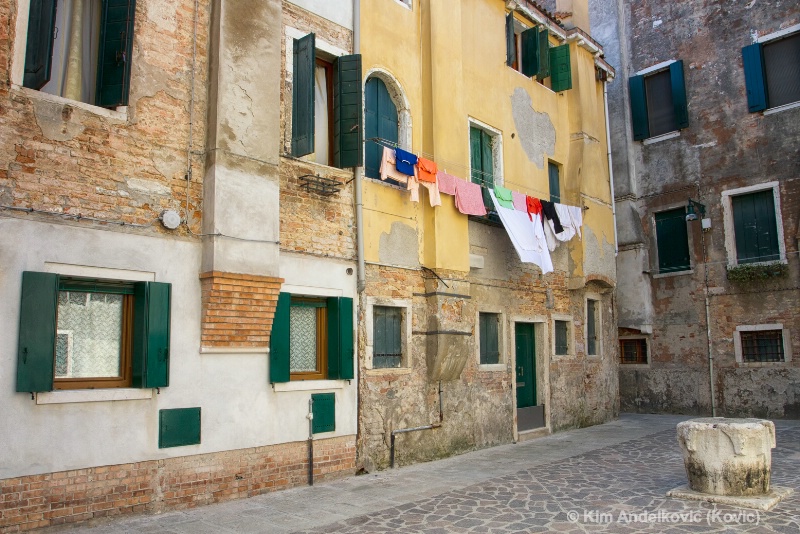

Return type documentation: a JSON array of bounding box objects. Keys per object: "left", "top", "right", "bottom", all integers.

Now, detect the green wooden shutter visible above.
[
  {"left": 548, "top": 162, "right": 560, "bottom": 203},
  {"left": 327, "top": 297, "right": 354, "bottom": 380},
  {"left": 470, "top": 127, "right": 483, "bottom": 185},
  {"left": 269, "top": 292, "right": 291, "bottom": 383},
  {"left": 629, "top": 75, "right": 650, "bottom": 141},
  {"left": 334, "top": 54, "right": 363, "bottom": 169},
  {"left": 480, "top": 130, "right": 494, "bottom": 188},
  {"left": 95, "top": 0, "right": 137, "bottom": 107},
  {"left": 159, "top": 407, "right": 201, "bottom": 448},
  {"left": 364, "top": 77, "right": 399, "bottom": 179},
  {"left": 587, "top": 300, "right": 597, "bottom": 356},
  {"left": 537, "top": 28, "right": 551, "bottom": 80},
  {"left": 655, "top": 208, "right": 691, "bottom": 273},
  {"left": 480, "top": 314, "right": 499, "bottom": 365},
  {"left": 23, "top": 0, "right": 58, "bottom": 90},
  {"left": 520, "top": 27, "right": 540, "bottom": 77},
  {"left": 732, "top": 191, "right": 780, "bottom": 264},
  {"left": 742, "top": 43, "right": 768, "bottom": 112},
  {"left": 311, "top": 393, "right": 335, "bottom": 433},
  {"left": 670, "top": 60, "right": 689, "bottom": 129},
  {"left": 505, "top": 12, "right": 516, "bottom": 67},
  {"left": 549, "top": 44, "right": 572, "bottom": 92},
  {"left": 132, "top": 281, "right": 171, "bottom": 388},
  {"left": 291, "top": 33, "right": 315, "bottom": 157},
  {"left": 16, "top": 271, "right": 59, "bottom": 393}
]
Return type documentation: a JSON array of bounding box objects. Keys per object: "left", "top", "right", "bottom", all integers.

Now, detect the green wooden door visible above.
[{"left": 515, "top": 323, "right": 536, "bottom": 409}]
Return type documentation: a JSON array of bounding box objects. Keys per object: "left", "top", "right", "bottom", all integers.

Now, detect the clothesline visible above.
[{"left": 366, "top": 137, "right": 555, "bottom": 200}]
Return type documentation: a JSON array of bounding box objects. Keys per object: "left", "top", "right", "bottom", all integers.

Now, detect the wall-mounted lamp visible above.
[{"left": 685, "top": 199, "right": 706, "bottom": 222}]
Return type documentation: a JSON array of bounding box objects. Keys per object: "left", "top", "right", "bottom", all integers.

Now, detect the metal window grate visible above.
[
  {"left": 620, "top": 339, "right": 648, "bottom": 364},
  {"left": 741, "top": 330, "right": 784, "bottom": 363}
]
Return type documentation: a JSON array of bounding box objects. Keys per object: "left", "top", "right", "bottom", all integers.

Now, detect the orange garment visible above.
[
  {"left": 417, "top": 157, "right": 438, "bottom": 183},
  {"left": 526, "top": 195, "right": 542, "bottom": 221}
]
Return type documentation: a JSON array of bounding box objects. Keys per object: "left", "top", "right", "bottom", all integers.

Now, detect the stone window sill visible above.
[
  {"left": 763, "top": 101, "right": 800, "bottom": 116},
  {"left": 36, "top": 388, "right": 154, "bottom": 405},
  {"left": 273, "top": 380, "right": 347, "bottom": 392},
  {"left": 652, "top": 269, "right": 693, "bottom": 279},
  {"left": 478, "top": 364, "right": 507, "bottom": 372},
  {"left": 14, "top": 85, "right": 128, "bottom": 121},
  {"left": 643, "top": 130, "right": 680, "bottom": 145}
]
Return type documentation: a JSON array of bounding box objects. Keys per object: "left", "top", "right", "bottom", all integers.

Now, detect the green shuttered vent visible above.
[
  {"left": 311, "top": 393, "right": 335, "bottom": 434},
  {"left": 159, "top": 408, "right": 201, "bottom": 448}
]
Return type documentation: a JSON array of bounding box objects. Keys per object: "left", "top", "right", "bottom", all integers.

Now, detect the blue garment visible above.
[{"left": 394, "top": 148, "right": 418, "bottom": 176}]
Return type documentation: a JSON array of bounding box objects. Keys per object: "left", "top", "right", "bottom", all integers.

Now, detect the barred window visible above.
[
  {"left": 620, "top": 339, "right": 648, "bottom": 365},
  {"left": 741, "top": 330, "right": 785, "bottom": 363}
]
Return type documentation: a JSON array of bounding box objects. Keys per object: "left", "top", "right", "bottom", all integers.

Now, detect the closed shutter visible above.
[
  {"left": 292, "top": 33, "right": 315, "bottom": 157},
  {"left": 742, "top": 43, "right": 767, "bottom": 112},
  {"left": 327, "top": 297, "right": 354, "bottom": 380},
  {"left": 470, "top": 127, "right": 483, "bottom": 186},
  {"left": 587, "top": 300, "right": 597, "bottom": 356},
  {"left": 655, "top": 208, "right": 691, "bottom": 273},
  {"left": 364, "top": 77, "right": 399, "bottom": 179},
  {"left": 629, "top": 75, "right": 649, "bottom": 140},
  {"left": 670, "top": 60, "right": 689, "bottom": 129},
  {"left": 132, "top": 281, "right": 171, "bottom": 388},
  {"left": 23, "top": 0, "right": 58, "bottom": 90},
  {"left": 548, "top": 162, "right": 560, "bottom": 203},
  {"left": 334, "top": 54, "right": 363, "bottom": 169},
  {"left": 549, "top": 44, "right": 572, "bottom": 92},
  {"left": 374, "top": 306, "right": 402, "bottom": 368},
  {"left": 95, "top": 0, "right": 137, "bottom": 107},
  {"left": 269, "top": 292, "right": 291, "bottom": 383},
  {"left": 480, "top": 130, "right": 494, "bottom": 188},
  {"left": 479, "top": 314, "right": 499, "bottom": 365},
  {"left": 311, "top": 393, "right": 335, "bottom": 433},
  {"left": 520, "top": 27, "right": 540, "bottom": 78},
  {"left": 505, "top": 12, "right": 516, "bottom": 67},
  {"left": 732, "top": 191, "right": 780, "bottom": 264},
  {"left": 16, "top": 271, "right": 59, "bottom": 393},
  {"left": 537, "top": 28, "right": 550, "bottom": 80}
]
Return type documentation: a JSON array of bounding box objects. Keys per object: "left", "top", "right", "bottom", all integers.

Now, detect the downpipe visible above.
[
  {"left": 390, "top": 381, "right": 444, "bottom": 468},
  {"left": 307, "top": 397, "right": 315, "bottom": 486},
  {"left": 603, "top": 80, "right": 618, "bottom": 257}
]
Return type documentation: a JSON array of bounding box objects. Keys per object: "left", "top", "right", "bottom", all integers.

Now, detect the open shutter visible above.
[
  {"left": 16, "top": 272, "right": 59, "bottom": 393},
  {"left": 670, "top": 60, "right": 689, "bottom": 129},
  {"left": 95, "top": 0, "right": 137, "bottom": 107},
  {"left": 334, "top": 54, "right": 363, "bottom": 168},
  {"left": 549, "top": 44, "right": 572, "bottom": 92},
  {"left": 470, "top": 127, "right": 483, "bottom": 185},
  {"left": 520, "top": 27, "right": 540, "bottom": 77},
  {"left": 132, "top": 281, "right": 171, "bottom": 388},
  {"left": 537, "top": 28, "right": 550, "bottom": 80},
  {"left": 292, "top": 33, "right": 315, "bottom": 157},
  {"left": 327, "top": 297, "right": 354, "bottom": 380},
  {"left": 269, "top": 292, "right": 291, "bottom": 383},
  {"left": 742, "top": 43, "right": 767, "bottom": 112},
  {"left": 505, "top": 12, "right": 516, "bottom": 67},
  {"left": 629, "top": 75, "right": 649, "bottom": 141},
  {"left": 23, "top": 0, "right": 58, "bottom": 90}
]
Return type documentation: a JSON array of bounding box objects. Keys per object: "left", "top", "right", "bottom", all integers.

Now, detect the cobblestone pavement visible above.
[{"left": 47, "top": 414, "right": 800, "bottom": 533}]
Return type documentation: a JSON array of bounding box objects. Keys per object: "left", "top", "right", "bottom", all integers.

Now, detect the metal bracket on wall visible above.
[{"left": 298, "top": 174, "right": 343, "bottom": 197}]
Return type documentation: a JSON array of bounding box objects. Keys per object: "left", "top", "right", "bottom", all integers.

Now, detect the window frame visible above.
[
  {"left": 476, "top": 309, "right": 505, "bottom": 370},
  {"left": 585, "top": 295, "right": 602, "bottom": 357},
  {"left": 548, "top": 161, "right": 561, "bottom": 203},
  {"left": 365, "top": 297, "right": 412, "bottom": 373},
  {"left": 721, "top": 182, "right": 786, "bottom": 268},
  {"left": 315, "top": 57, "right": 336, "bottom": 167},
  {"left": 289, "top": 297, "right": 329, "bottom": 381},
  {"left": 551, "top": 314, "right": 573, "bottom": 358},
  {"left": 744, "top": 24, "right": 800, "bottom": 114},
  {"left": 619, "top": 337, "right": 650, "bottom": 366},
  {"left": 629, "top": 59, "right": 688, "bottom": 142},
  {"left": 733, "top": 324, "right": 792, "bottom": 366}
]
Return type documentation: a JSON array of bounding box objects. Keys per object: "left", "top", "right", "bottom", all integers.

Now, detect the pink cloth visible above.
[
  {"left": 436, "top": 171, "right": 458, "bottom": 195},
  {"left": 454, "top": 180, "right": 487, "bottom": 216},
  {"left": 380, "top": 147, "right": 419, "bottom": 202},
  {"left": 512, "top": 191, "right": 527, "bottom": 212}
]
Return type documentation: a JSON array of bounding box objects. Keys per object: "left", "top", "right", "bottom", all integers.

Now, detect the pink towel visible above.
[
  {"left": 455, "top": 180, "right": 487, "bottom": 216},
  {"left": 436, "top": 171, "right": 458, "bottom": 195},
  {"left": 512, "top": 191, "right": 527, "bottom": 212}
]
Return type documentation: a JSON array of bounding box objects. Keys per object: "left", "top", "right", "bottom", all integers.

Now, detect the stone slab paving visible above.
[{"left": 45, "top": 414, "right": 800, "bottom": 533}]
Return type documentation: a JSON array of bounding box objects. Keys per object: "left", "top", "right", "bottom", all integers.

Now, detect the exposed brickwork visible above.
[
  {"left": 199, "top": 271, "right": 284, "bottom": 348},
  {"left": 0, "top": 436, "right": 355, "bottom": 533}
]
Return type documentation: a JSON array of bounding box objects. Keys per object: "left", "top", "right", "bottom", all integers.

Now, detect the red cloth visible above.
[
  {"left": 417, "top": 157, "right": 438, "bottom": 183},
  {"left": 526, "top": 196, "right": 542, "bottom": 221}
]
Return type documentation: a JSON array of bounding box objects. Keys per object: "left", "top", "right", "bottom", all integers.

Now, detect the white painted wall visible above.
[
  {"left": 288, "top": 0, "right": 354, "bottom": 30},
  {"left": 0, "top": 218, "right": 357, "bottom": 479}
]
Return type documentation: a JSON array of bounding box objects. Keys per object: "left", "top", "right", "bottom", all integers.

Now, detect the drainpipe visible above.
[
  {"left": 307, "top": 397, "right": 315, "bottom": 485},
  {"left": 390, "top": 381, "right": 444, "bottom": 468},
  {"left": 603, "top": 81, "right": 618, "bottom": 256},
  {"left": 354, "top": 0, "right": 366, "bottom": 293},
  {"left": 697, "top": 183, "right": 716, "bottom": 417}
]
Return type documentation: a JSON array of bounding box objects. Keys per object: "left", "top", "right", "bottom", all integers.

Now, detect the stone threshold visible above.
[{"left": 666, "top": 485, "right": 794, "bottom": 511}]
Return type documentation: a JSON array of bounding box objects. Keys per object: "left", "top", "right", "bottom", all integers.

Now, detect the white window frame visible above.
[
  {"left": 551, "top": 314, "right": 573, "bottom": 358},
  {"left": 733, "top": 324, "right": 792, "bottom": 366},
  {"left": 467, "top": 118, "right": 504, "bottom": 188},
  {"left": 721, "top": 181, "right": 787, "bottom": 268},
  {"left": 619, "top": 336, "right": 650, "bottom": 368},
  {"left": 365, "top": 297, "right": 412, "bottom": 373},
  {"left": 633, "top": 59, "right": 682, "bottom": 143},
  {"left": 584, "top": 294, "right": 602, "bottom": 357},
  {"left": 476, "top": 309, "right": 505, "bottom": 371}
]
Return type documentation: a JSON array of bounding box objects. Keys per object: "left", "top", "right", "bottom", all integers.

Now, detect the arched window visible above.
[{"left": 364, "top": 77, "right": 399, "bottom": 180}]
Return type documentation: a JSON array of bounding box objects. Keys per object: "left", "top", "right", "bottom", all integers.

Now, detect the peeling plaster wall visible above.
[
  {"left": 511, "top": 88, "right": 556, "bottom": 169},
  {"left": 602, "top": 0, "right": 800, "bottom": 418}
]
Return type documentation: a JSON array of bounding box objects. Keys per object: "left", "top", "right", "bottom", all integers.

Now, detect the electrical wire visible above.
[{"left": 0, "top": 205, "right": 155, "bottom": 228}]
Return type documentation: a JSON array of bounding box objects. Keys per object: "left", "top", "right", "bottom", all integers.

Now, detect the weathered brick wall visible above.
[
  {"left": 0, "top": 436, "right": 355, "bottom": 533},
  {"left": 199, "top": 271, "right": 285, "bottom": 348},
  {"left": 0, "top": 0, "right": 209, "bottom": 233}
]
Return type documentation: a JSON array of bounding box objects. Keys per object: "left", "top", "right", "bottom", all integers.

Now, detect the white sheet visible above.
[{"left": 489, "top": 190, "right": 553, "bottom": 274}]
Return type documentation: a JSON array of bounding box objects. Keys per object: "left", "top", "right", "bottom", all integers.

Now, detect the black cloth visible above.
[{"left": 540, "top": 200, "right": 564, "bottom": 234}]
